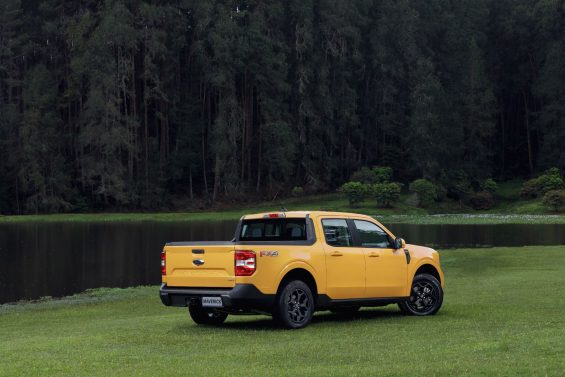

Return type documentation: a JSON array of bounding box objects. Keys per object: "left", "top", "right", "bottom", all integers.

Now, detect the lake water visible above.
[{"left": 1, "top": 221, "right": 564, "bottom": 304}]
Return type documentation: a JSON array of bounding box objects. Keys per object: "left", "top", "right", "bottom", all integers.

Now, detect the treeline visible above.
[{"left": 0, "top": 0, "right": 564, "bottom": 214}]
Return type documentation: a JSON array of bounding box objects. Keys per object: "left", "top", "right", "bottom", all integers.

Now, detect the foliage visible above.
[
  {"left": 1, "top": 1, "right": 565, "bottom": 214},
  {"left": 370, "top": 182, "right": 402, "bottom": 208},
  {"left": 542, "top": 190, "right": 565, "bottom": 212},
  {"left": 536, "top": 168, "right": 564, "bottom": 194},
  {"left": 470, "top": 191, "right": 495, "bottom": 210},
  {"left": 520, "top": 178, "right": 539, "bottom": 199},
  {"left": 339, "top": 182, "right": 368, "bottom": 207},
  {"left": 291, "top": 186, "right": 304, "bottom": 197},
  {"left": 520, "top": 168, "right": 564, "bottom": 198},
  {"left": 481, "top": 178, "right": 498, "bottom": 194},
  {"left": 446, "top": 170, "right": 473, "bottom": 200},
  {"left": 350, "top": 167, "right": 378, "bottom": 184},
  {"left": 409, "top": 179, "right": 436, "bottom": 207},
  {"left": 372, "top": 167, "right": 393, "bottom": 184}
]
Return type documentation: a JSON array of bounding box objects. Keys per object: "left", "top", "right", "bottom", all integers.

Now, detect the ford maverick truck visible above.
[{"left": 160, "top": 211, "right": 444, "bottom": 329}]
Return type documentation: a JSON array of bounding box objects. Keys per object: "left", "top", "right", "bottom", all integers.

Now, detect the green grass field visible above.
[{"left": 1, "top": 246, "right": 563, "bottom": 376}]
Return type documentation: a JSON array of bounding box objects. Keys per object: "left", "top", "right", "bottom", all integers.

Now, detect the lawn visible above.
[{"left": 1, "top": 246, "right": 563, "bottom": 376}]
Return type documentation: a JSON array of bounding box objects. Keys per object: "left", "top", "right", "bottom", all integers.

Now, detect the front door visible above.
[
  {"left": 321, "top": 218, "right": 366, "bottom": 299},
  {"left": 352, "top": 219, "right": 407, "bottom": 298}
]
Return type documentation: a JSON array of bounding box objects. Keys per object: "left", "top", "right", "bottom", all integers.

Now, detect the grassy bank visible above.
[
  {"left": 1, "top": 246, "right": 563, "bottom": 376},
  {"left": 0, "top": 191, "right": 564, "bottom": 224}
]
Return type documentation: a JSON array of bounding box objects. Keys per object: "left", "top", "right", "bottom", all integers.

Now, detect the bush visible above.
[
  {"left": 520, "top": 178, "right": 539, "bottom": 199},
  {"left": 350, "top": 166, "right": 392, "bottom": 184},
  {"left": 520, "top": 168, "right": 564, "bottom": 198},
  {"left": 537, "top": 171, "right": 564, "bottom": 194},
  {"left": 448, "top": 170, "right": 473, "bottom": 199},
  {"left": 371, "top": 182, "right": 402, "bottom": 208},
  {"left": 481, "top": 178, "right": 498, "bottom": 194},
  {"left": 372, "top": 166, "right": 393, "bottom": 183},
  {"left": 350, "top": 167, "right": 378, "bottom": 184},
  {"left": 470, "top": 191, "right": 495, "bottom": 210},
  {"left": 542, "top": 190, "right": 565, "bottom": 212},
  {"left": 409, "top": 179, "right": 436, "bottom": 207},
  {"left": 340, "top": 181, "right": 368, "bottom": 207},
  {"left": 291, "top": 186, "right": 304, "bottom": 197}
]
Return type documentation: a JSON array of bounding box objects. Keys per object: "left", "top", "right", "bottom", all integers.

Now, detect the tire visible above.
[
  {"left": 188, "top": 305, "right": 228, "bottom": 325},
  {"left": 399, "top": 273, "right": 443, "bottom": 316},
  {"left": 330, "top": 306, "right": 361, "bottom": 316},
  {"left": 273, "top": 280, "right": 315, "bottom": 329}
]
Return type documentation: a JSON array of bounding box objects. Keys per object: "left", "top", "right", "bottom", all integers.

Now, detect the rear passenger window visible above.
[
  {"left": 322, "top": 219, "right": 352, "bottom": 247},
  {"left": 240, "top": 219, "right": 307, "bottom": 241},
  {"left": 353, "top": 220, "right": 392, "bottom": 248}
]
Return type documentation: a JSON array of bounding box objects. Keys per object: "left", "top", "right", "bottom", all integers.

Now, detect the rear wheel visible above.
[
  {"left": 273, "top": 280, "right": 314, "bottom": 329},
  {"left": 188, "top": 306, "right": 228, "bottom": 325},
  {"left": 399, "top": 273, "right": 443, "bottom": 316}
]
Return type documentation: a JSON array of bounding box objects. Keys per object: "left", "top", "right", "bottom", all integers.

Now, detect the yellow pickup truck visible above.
[{"left": 160, "top": 211, "right": 444, "bottom": 329}]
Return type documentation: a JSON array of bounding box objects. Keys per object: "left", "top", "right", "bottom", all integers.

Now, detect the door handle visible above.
[
  {"left": 368, "top": 252, "right": 380, "bottom": 258},
  {"left": 330, "top": 251, "right": 343, "bottom": 257}
]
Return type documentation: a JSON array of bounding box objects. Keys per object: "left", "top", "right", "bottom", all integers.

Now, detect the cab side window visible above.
[
  {"left": 322, "top": 219, "right": 352, "bottom": 247},
  {"left": 353, "top": 220, "right": 392, "bottom": 248}
]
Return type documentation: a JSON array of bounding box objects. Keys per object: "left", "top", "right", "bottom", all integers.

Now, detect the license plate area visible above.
[{"left": 201, "top": 296, "right": 223, "bottom": 308}]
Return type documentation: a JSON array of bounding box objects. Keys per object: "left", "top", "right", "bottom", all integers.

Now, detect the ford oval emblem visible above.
[{"left": 193, "top": 259, "right": 205, "bottom": 266}]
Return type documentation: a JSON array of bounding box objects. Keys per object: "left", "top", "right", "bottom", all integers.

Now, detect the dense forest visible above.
[{"left": 0, "top": 0, "right": 564, "bottom": 214}]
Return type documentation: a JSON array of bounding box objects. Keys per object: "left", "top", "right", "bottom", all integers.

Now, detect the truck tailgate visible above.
[{"left": 164, "top": 242, "right": 235, "bottom": 288}]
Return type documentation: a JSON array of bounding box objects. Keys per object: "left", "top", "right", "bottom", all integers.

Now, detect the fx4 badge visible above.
[{"left": 259, "top": 250, "right": 279, "bottom": 257}]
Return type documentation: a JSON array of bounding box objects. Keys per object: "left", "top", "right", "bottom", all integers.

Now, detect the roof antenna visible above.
[{"left": 281, "top": 207, "right": 288, "bottom": 212}]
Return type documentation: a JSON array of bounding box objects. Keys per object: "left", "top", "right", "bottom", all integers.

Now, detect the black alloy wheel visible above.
[
  {"left": 399, "top": 273, "right": 443, "bottom": 316},
  {"left": 274, "top": 280, "right": 314, "bottom": 329}
]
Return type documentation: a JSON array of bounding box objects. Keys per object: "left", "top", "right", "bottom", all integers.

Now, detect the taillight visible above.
[
  {"left": 161, "top": 250, "right": 166, "bottom": 275},
  {"left": 235, "top": 250, "right": 256, "bottom": 276}
]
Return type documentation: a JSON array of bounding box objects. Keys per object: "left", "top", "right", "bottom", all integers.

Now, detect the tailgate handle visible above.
[{"left": 192, "top": 249, "right": 205, "bottom": 254}]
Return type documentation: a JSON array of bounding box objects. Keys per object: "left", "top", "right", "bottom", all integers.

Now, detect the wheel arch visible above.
[
  {"left": 276, "top": 267, "right": 318, "bottom": 299},
  {"left": 413, "top": 263, "right": 441, "bottom": 285}
]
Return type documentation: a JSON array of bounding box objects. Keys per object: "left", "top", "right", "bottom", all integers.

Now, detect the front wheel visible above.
[
  {"left": 273, "top": 280, "right": 314, "bottom": 329},
  {"left": 188, "top": 306, "right": 228, "bottom": 325},
  {"left": 399, "top": 273, "right": 443, "bottom": 316}
]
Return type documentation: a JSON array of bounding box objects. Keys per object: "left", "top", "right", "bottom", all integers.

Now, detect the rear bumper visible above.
[{"left": 159, "top": 283, "right": 275, "bottom": 311}]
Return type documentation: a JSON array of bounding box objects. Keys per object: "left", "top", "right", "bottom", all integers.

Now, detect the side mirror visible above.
[{"left": 394, "top": 237, "right": 406, "bottom": 250}]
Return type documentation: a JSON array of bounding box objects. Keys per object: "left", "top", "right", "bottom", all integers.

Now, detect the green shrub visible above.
[
  {"left": 481, "top": 178, "right": 498, "bottom": 194},
  {"left": 542, "top": 190, "right": 565, "bottom": 212},
  {"left": 291, "top": 186, "right": 304, "bottom": 197},
  {"left": 372, "top": 166, "right": 393, "bottom": 183},
  {"left": 537, "top": 170, "right": 564, "bottom": 194},
  {"left": 520, "top": 168, "right": 564, "bottom": 198},
  {"left": 371, "top": 182, "right": 402, "bottom": 208},
  {"left": 350, "top": 166, "right": 392, "bottom": 184},
  {"left": 520, "top": 178, "right": 539, "bottom": 199},
  {"left": 350, "top": 167, "right": 378, "bottom": 184},
  {"left": 340, "top": 181, "right": 368, "bottom": 207},
  {"left": 470, "top": 191, "right": 495, "bottom": 210},
  {"left": 409, "top": 179, "right": 436, "bottom": 207},
  {"left": 445, "top": 170, "right": 473, "bottom": 199}
]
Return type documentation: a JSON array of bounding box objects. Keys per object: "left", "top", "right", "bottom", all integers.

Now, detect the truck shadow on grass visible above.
[{"left": 176, "top": 308, "right": 405, "bottom": 332}]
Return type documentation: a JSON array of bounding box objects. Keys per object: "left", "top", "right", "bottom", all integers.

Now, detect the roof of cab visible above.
[{"left": 241, "top": 210, "right": 376, "bottom": 220}]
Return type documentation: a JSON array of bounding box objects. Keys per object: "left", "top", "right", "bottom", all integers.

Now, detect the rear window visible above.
[{"left": 239, "top": 218, "right": 307, "bottom": 241}]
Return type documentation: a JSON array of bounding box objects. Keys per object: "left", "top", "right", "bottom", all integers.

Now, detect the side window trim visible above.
[
  {"left": 321, "top": 218, "right": 354, "bottom": 248},
  {"left": 351, "top": 219, "right": 393, "bottom": 249}
]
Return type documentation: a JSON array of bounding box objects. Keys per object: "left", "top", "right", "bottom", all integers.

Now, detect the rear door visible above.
[
  {"left": 351, "top": 219, "right": 407, "bottom": 298},
  {"left": 165, "top": 242, "right": 235, "bottom": 288},
  {"left": 321, "top": 218, "right": 366, "bottom": 299}
]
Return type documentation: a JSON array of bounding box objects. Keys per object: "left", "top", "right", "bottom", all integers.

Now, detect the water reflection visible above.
[{"left": 0, "top": 221, "right": 563, "bottom": 304}]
